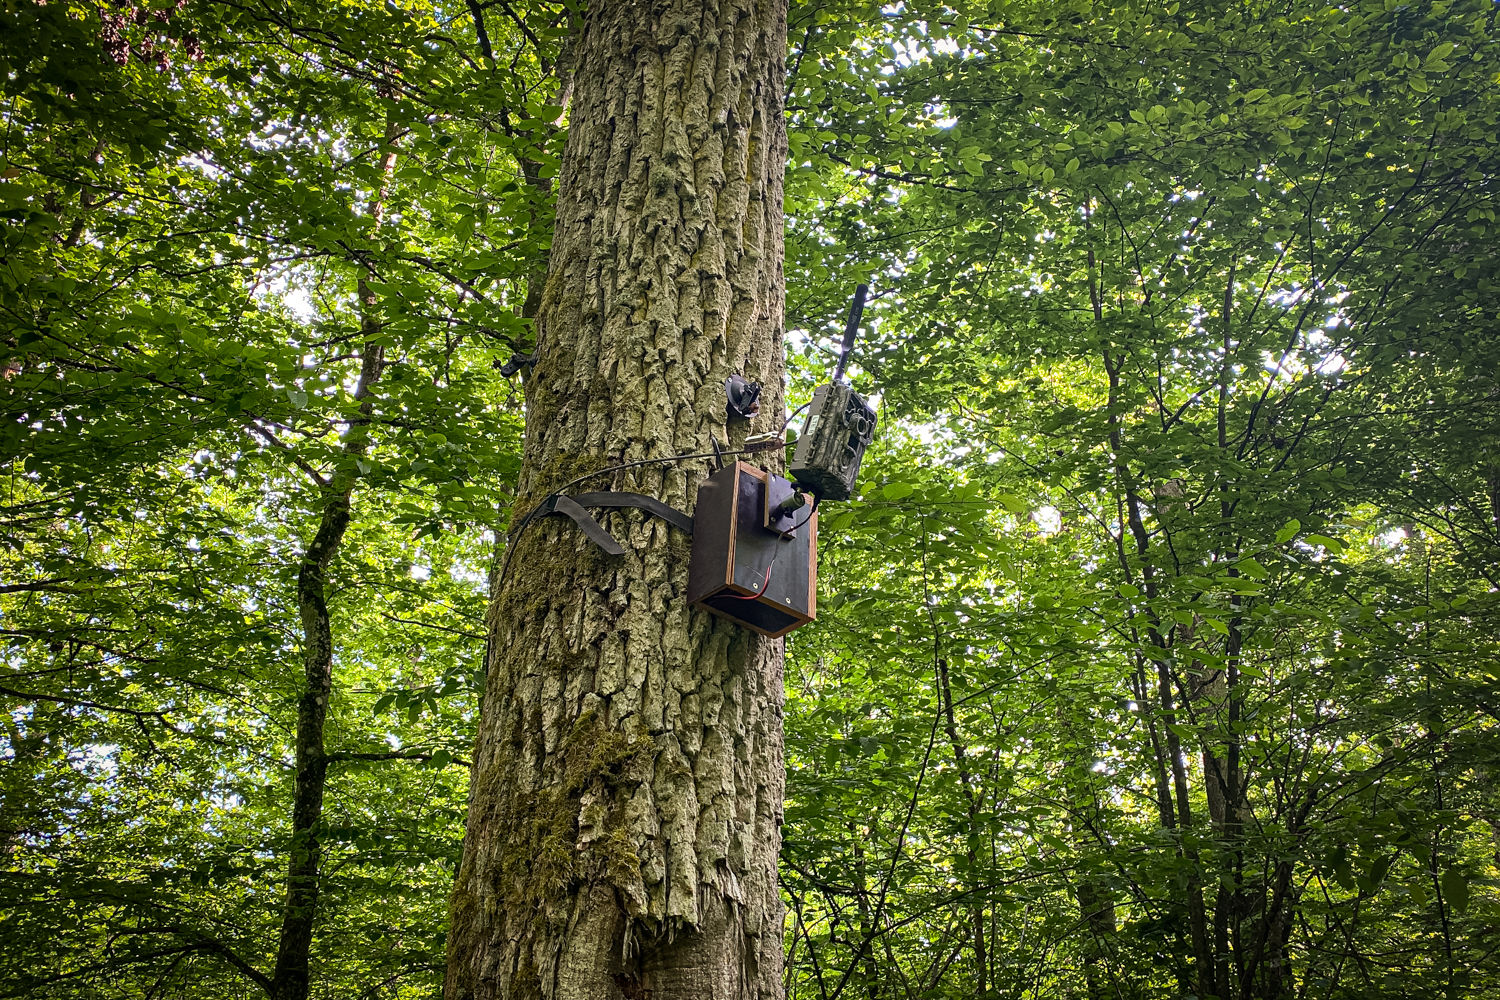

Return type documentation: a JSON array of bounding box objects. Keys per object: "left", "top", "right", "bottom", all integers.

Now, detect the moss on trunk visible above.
[{"left": 445, "top": 3, "right": 789, "bottom": 999}]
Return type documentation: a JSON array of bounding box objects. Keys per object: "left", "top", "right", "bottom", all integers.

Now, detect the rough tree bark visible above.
[{"left": 445, "top": 3, "right": 789, "bottom": 999}]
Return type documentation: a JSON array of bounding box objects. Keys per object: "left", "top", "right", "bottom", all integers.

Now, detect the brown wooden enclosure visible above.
[{"left": 688, "top": 462, "right": 817, "bottom": 637}]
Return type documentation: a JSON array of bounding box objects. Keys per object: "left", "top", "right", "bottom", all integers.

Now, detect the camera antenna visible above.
[{"left": 831, "top": 283, "right": 868, "bottom": 385}]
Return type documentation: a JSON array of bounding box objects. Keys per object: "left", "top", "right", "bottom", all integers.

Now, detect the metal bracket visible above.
[
  {"left": 763, "top": 474, "right": 807, "bottom": 537},
  {"left": 725, "top": 374, "right": 762, "bottom": 421},
  {"left": 496, "top": 348, "right": 539, "bottom": 377},
  {"left": 533, "top": 491, "right": 694, "bottom": 556}
]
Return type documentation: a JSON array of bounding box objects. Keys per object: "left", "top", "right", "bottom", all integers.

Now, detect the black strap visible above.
[
  {"left": 534, "top": 491, "right": 694, "bottom": 557},
  {"left": 551, "top": 495, "right": 627, "bottom": 556},
  {"left": 569, "top": 492, "right": 695, "bottom": 535}
]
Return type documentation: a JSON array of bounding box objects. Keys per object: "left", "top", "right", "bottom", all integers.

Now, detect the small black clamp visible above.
[
  {"left": 497, "top": 348, "right": 539, "bottom": 377},
  {"left": 724, "top": 374, "right": 762, "bottom": 421}
]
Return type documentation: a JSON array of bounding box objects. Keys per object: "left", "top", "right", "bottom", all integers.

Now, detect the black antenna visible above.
[{"left": 832, "top": 283, "right": 868, "bottom": 384}]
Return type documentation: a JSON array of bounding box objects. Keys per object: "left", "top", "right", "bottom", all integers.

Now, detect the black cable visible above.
[{"left": 780, "top": 399, "right": 812, "bottom": 435}]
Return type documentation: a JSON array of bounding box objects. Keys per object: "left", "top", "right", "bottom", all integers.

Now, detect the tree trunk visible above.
[
  {"left": 445, "top": 3, "right": 789, "bottom": 999},
  {"left": 270, "top": 111, "right": 399, "bottom": 1000},
  {"left": 270, "top": 344, "right": 386, "bottom": 1000},
  {"left": 936, "top": 654, "right": 988, "bottom": 997},
  {"left": 1105, "top": 349, "right": 1212, "bottom": 994}
]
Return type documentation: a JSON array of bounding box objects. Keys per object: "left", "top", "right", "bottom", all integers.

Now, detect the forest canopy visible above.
[{"left": 3, "top": 1, "right": 1499, "bottom": 998}]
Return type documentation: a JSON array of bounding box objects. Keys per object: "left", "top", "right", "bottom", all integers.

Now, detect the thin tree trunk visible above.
[
  {"left": 1062, "top": 755, "right": 1116, "bottom": 1000},
  {"left": 923, "top": 519, "right": 987, "bottom": 997},
  {"left": 850, "top": 825, "right": 883, "bottom": 1000},
  {"left": 1196, "top": 659, "right": 1240, "bottom": 1000},
  {"left": 269, "top": 111, "right": 399, "bottom": 1000},
  {"left": 936, "top": 655, "right": 988, "bottom": 996},
  {"left": 1103, "top": 348, "right": 1214, "bottom": 994},
  {"left": 445, "top": 3, "right": 789, "bottom": 999}
]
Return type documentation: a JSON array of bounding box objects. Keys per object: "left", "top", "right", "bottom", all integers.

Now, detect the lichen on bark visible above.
[{"left": 445, "top": 3, "right": 789, "bottom": 999}]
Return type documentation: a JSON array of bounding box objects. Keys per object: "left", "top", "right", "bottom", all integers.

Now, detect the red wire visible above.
[
  {"left": 727, "top": 564, "right": 775, "bottom": 601},
  {"left": 725, "top": 501, "right": 816, "bottom": 601}
]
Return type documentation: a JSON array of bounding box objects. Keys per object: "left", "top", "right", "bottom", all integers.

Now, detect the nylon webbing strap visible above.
[
  {"left": 538, "top": 491, "right": 694, "bottom": 557},
  {"left": 568, "top": 492, "right": 695, "bottom": 535},
  {"left": 550, "top": 495, "right": 627, "bottom": 556}
]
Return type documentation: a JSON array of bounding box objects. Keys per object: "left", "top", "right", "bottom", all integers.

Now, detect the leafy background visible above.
[{"left": 3, "top": 1, "right": 1498, "bottom": 998}]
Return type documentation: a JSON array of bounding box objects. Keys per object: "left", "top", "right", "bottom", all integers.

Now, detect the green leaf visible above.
[
  {"left": 997, "top": 494, "right": 1029, "bottom": 514},
  {"left": 1441, "top": 870, "right": 1470, "bottom": 912},
  {"left": 1424, "top": 42, "right": 1455, "bottom": 67},
  {"left": 1275, "top": 519, "right": 1301, "bottom": 544},
  {"left": 1235, "top": 557, "right": 1269, "bottom": 580},
  {"left": 1305, "top": 534, "right": 1345, "bottom": 553}
]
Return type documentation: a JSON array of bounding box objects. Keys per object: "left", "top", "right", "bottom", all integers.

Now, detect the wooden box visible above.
[{"left": 688, "top": 462, "right": 817, "bottom": 637}]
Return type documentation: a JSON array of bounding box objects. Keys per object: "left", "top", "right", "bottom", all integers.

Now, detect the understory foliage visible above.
[
  {"left": 4, "top": 1, "right": 1498, "bottom": 998},
  {"left": 782, "top": 3, "right": 1500, "bottom": 999},
  {"left": 2, "top": 0, "right": 548, "bottom": 994}
]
